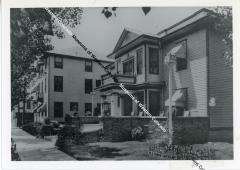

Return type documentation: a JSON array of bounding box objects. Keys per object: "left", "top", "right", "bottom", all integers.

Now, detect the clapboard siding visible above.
[
  {"left": 163, "top": 29, "right": 207, "bottom": 116},
  {"left": 208, "top": 31, "right": 233, "bottom": 128}
]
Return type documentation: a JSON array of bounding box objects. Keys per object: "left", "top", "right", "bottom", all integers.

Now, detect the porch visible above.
[{"left": 96, "top": 83, "right": 165, "bottom": 118}]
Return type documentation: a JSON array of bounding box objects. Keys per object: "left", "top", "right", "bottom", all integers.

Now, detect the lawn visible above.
[{"left": 63, "top": 140, "right": 233, "bottom": 160}]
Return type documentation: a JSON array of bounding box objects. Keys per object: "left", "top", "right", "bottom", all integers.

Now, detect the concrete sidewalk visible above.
[{"left": 11, "top": 127, "right": 75, "bottom": 161}]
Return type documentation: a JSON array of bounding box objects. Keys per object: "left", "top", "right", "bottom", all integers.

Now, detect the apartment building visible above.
[
  {"left": 28, "top": 47, "right": 113, "bottom": 122},
  {"left": 96, "top": 8, "right": 233, "bottom": 141}
]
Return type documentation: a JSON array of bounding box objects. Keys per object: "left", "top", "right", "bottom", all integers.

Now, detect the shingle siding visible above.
[{"left": 208, "top": 30, "right": 233, "bottom": 128}]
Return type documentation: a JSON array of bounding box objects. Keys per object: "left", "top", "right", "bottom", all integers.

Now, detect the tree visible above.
[
  {"left": 212, "top": 7, "right": 232, "bottom": 67},
  {"left": 11, "top": 8, "right": 83, "bottom": 108}
]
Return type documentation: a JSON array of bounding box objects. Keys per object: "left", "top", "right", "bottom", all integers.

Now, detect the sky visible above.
[{"left": 51, "top": 7, "right": 202, "bottom": 56}]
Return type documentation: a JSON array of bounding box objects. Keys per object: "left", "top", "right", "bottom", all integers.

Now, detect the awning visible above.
[
  {"left": 167, "top": 44, "right": 183, "bottom": 56},
  {"left": 165, "top": 89, "right": 186, "bottom": 107},
  {"left": 164, "top": 41, "right": 186, "bottom": 64},
  {"left": 33, "top": 103, "right": 46, "bottom": 113}
]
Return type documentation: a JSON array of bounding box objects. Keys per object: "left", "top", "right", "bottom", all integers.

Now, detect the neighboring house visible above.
[
  {"left": 11, "top": 101, "right": 34, "bottom": 126},
  {"left": 96, "top": 8, "right": 233, "bottom": 141},
  {"left": 28, "top": 46, "right": 113, "bottom": 122}
]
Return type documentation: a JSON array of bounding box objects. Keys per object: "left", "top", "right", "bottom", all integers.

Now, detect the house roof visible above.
[
  {"left": 47, "top": 46, "right": 114, "bottom": 63},
  {"left": 107, "top": 8, "right": 215, "bottom": 59},
  {"left": 113, "top": 27, "right": 160, "bottom": 52},
  {"left": 156, "top": 8, "right": 214, "bottom": 37}
]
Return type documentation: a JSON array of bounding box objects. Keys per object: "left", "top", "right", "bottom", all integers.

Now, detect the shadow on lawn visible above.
[
  {"left": 67, "top": 145, "right": 130, "bottom": 160},
  {"left": 89, "top": 146, "right": 129, "bottom": 158}
]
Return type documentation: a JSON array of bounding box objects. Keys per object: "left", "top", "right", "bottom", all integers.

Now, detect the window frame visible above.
[
  {"left": 54, "top": 76, "right": 63, "bottom": 92},
  {"left": 123, "top": 58, "right": 134, "bottom": 75},
  {"left": 85, "top": 103, "right": 92, "bottom": 112},
  {"left": 54, "top": 56, "right": 63, "bottom": 69},
  {"left": 149, "top": 47, "right": 159, "bottom": 74},
  {"left": 26, "top": 101, "right": 31, "bottom": 109},
  {"left": 54, "top": 102, "right": 63, "bottom": 118},
  {"left": 136, "top": 48, "right": 143, "bottom": 74},
  {"left": 96, "top": 80, "right": 101, "bottom": 88},
  {"left": 85, "top": 79, "right": 93, "bottom": 94},
  {"left": 85, "top": 60, "right": 93, "bottom": 72},
  {"left": 175, "top": 39, "right": 188, "bottom": 72},
  {"left": 70, "top": 102, "right": 78, "bottom": 111}
]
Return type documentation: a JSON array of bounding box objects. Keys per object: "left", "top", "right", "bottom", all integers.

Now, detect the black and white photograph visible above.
[{"left": 1, "top": 0, "right": 240, "bottom": 169}]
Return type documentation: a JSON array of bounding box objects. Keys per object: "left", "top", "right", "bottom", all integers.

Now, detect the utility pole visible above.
[
  {"left": 164, "top": 44, "right": 182, "bottom": 145},
  {"left": 165, "top": 54, "right": 176, "bottom": 145},
  {"left": 168, "top": 63, "right": 173, "bottom": 144}
]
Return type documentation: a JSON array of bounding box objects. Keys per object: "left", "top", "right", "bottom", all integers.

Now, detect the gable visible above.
[
  {"left": 113, "top": 29, "right": 141, "bottom": 52},
  {"left": 120, "top": 32, "right": 140, "bottom": 48}
]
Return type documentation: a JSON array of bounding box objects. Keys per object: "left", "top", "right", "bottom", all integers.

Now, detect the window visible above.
[
  {"left": 85, "top": 60, "right": 92, "bottom": 72},
  {"left": 116, "top": 60, "right": 121, "bottom": 74},
  {"left": 94, "top": 103, "right": 101, "bottom": 116},
  {"left": 85, "top": 79, "right": 92, "bottom": 94},
  {"left": 54, "top": 76, "right": 63, "bottom": 92},
  {"left": 26, "top": 101, "right": 31, "bottom": 109},
  {"left": 70, "top": 102, "right": 78, "bottom": 111},
  {"left": 85, "top": 103, "right": 92, "bottom": 115},
  {"left": 137, "top": 49, "right": 143, "bottom": 74},
  {"left": 54, "top": 102, "right": 63, "bottom": 118},
  {"left": 149, "top": 91, "right": 160, "bottom": 116},
  {"left": 176, "top": 40, "right": 187, "bottom": 71},
  {"left": 149, "top": 48, "right": 159, "bottom": 74},
  {"left": 123, "top": 59, "right": 134, "bottom": 75},
  {"left": 96, "top": 80, "right": 101, "bottom": 87},
  {"left": 54, "top": 56, "right": 63, "bottom": 68}
]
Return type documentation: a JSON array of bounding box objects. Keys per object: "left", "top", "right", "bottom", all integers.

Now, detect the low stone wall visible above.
[
  {"left": 100, "top": 116, "right": 209, "bottom": 144},
  {"left": 72, "top": 116, "right": 100, "bottom": 129}
]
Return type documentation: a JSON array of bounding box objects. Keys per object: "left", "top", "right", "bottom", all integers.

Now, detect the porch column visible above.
[
  {"left": 110, "top": 95, "right": 115, "bottom": 117},
  {"left": 132, "top": 96, "right": 138, "bottom": 116}
]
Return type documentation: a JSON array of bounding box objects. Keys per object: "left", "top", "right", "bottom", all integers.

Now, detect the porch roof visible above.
[{"left": 95, "top": 82, "right": 165, "bottom": 93}]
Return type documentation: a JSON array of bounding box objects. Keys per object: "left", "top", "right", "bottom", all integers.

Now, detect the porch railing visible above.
[{"left": 101, "top": 73, "right": 136, "bottom": 85}]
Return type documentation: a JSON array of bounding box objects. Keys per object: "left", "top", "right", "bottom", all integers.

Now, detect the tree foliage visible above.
[
  {"left": 11, "top": 8, "right": 83, "bottom": 107},
  {"left": 212, "top": 7, "right": 232, "bottom": 67}
]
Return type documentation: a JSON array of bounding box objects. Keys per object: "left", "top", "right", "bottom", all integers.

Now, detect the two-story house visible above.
[
  {"left": 96, "top": 8, "right": 233, "bottom": 141},
  {"left": 29, "top": 46, "right": 113, "bottom": 122}
]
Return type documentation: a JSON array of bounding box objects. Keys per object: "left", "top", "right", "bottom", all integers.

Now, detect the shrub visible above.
[
  {"left": 131, "top": 126, "right": 145, "bottom": 140},
  {"left": 44, "top": 118, "right": 50, "bottom": 125},
  {"left": 64, "top": 114, "right": 72, "bottom": 124},
  {"left": 55, "top": 124, "right": 77, "bottom": 151},
  {"left": 148, "top": 143, "right": 215, "bottom": 160},
  {"left": 11, "top": 139, "right": 21, "bottom": 161}
]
